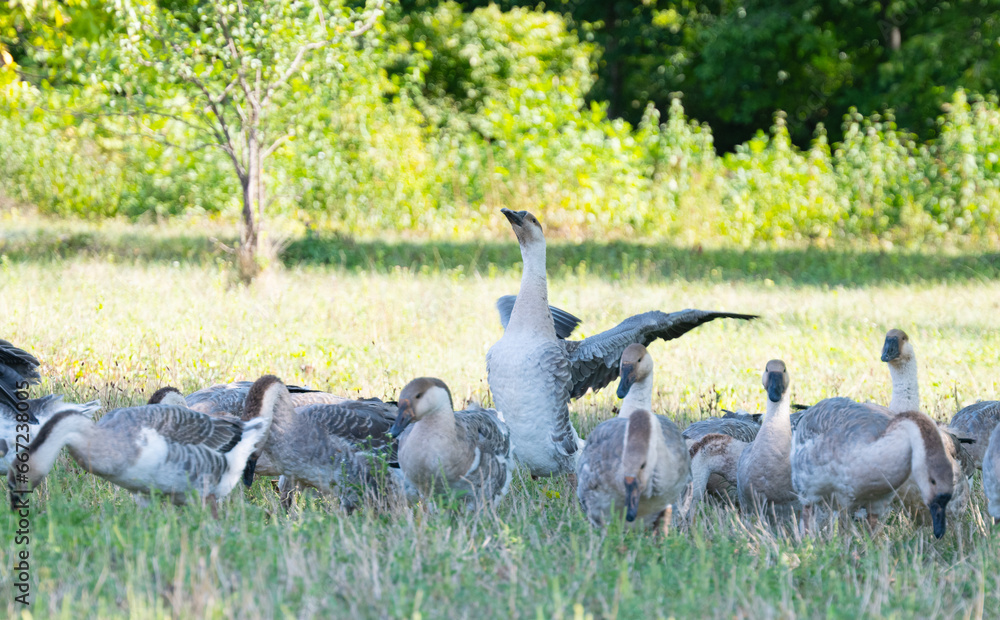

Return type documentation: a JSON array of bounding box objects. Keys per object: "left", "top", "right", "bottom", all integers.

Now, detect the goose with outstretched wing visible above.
[{"left": 486, "top": 209, "right": 757, "bottom": 477}]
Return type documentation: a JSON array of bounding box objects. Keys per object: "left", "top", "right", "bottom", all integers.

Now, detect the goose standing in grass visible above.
[
  {"left": 791, "top": 399, "right": 954, "bottom": 538},
  {"left": 878, "top": 329, "right": 971, "bottom": 518},
  {"left": 487, "top": 208, "right": 756, "bottom": 477},
  {"left": 7, "top": 397, "right": 272, "bottom": 516},
  {"left": 736, "top": 360, "right": 798, "bottom": 518},
  {"left": 1, "top": 340, "right": 101, "bottom": 475},
  {"left": 243, "top": 375, "right": 409, "bottom": 511},
  {"left": 982, "top": 425, "right": 1000, "bottom": 524},
  {"left": 577, "top": 407, "right": 690, "bottom": 530},
  {"left": 389, "top": 377, "right": 512, "bottom": 510}
]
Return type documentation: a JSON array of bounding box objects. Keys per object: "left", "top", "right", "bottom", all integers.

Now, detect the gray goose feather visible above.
[
  {"left": 0, "top": 395, "right": 101, "bottom": 475},
  {"left": 184, "top": 380, "right": 350, "bottom": 417},
  {"left": 0, "top": 339, "right": 40, "bottom": 413},
  {"left": 982, "top": 424, "right": 1000, "bottom": 523},
  {"left": 948, "top": 400, "right": 1000, "bottom": 469},
  {"left": 7, "top": 402, "right": 271, "bottom": 506},
  {"left": 487, "top": 208, "right": 756, "bottom": 477}
]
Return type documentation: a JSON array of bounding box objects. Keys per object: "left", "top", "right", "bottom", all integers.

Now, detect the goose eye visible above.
[
  {"left": 929, "top": 478, "right": 936, "bottom": 485},
  {"left": 640, "top": 463, "right": 646, "bottom": 470},
  {"left": 416, "top": 392, "right": 424, "bottom": 399}
]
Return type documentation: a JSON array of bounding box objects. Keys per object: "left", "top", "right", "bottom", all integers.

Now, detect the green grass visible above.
[{"left": 2, "top": 223, "right": 1000, "bottom": 618}]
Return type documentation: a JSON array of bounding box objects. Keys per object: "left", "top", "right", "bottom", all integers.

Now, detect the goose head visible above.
[
  {"left": 500, "top": 209, "right": 545, "bottom": 248},
  {"left": 617, "top": 343, "right": 653, "bottom": 399},
  {"left": 895, "top": 411, "right": 955, "bottom": 538},
  {"left": 621, "top": 409, "right": 656, "bottom": 522},
  {"left": 762, "top": 359, "right": 789, "bottom": 403},
  {"left": 390, "top": 377, "right": 454, "bottom": 438},
  {"left": 880, "top": 328, "right": 914, "bottom": 365},
  {"left": 148, "top": 386, "right": 187, "bottom": 406}
]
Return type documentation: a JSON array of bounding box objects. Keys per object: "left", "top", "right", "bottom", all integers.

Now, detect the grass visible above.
[{"left": 2, "top": 220, "right": 1000, "bottom": 618}]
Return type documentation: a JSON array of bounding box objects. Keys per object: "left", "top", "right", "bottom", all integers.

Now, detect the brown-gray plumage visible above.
[
  {"left": 948, "top": 400, "right": 1000, "bottom": 469},
  {"left": 0, "top": 339, "right": 40, "bottom": 413},
  {"left": 576, "top": 408, "right": 691, "bottom": 529},
  {"left": 736, "top": 360, "right": 798, "bottom": 517},
  {"left": 390, "top": 377, "right": 512, "bottom": 510},
  {"left": 7, "top": 401, "right": 271, "bottom": 510},
  {"left": 683, "top": 412, "right": 761, "bottom": 445},
  {"left": 184, "top": 380, "right": 350, "bottom": 417},
  {"left": 983, "top": 424, "right": 1000, "bottom": 524},
  {"left": 488, "top": 208, "right": 756, "bottom": 477},
  {"left": 791, "top": 398, "right": 955, "bottom": 538},
  {"left": 242, "top": 376, "right": 409, "bottom": 511}
]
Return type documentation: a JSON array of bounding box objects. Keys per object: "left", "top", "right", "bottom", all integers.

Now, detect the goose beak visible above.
[
  {"left": 624, "top": 476, "right": 640, "bottom": 522},
  {"left": 928, "top": 493, "right": 951, "bottom": 538},
  {"left": 617, "top": 364, "right": 635, "bottom": 399},
  {"left": 501, "top": 208, "right": 525, "bottom": 227},
  {"left": 881, "top": 337, "right": 900, "bottom": 362},
  {"left": 242, "top": 452, "right": 259, "bottom": 488},
  {"left": 766, "top": 372, "right": 785, "bottom": 403},
  {"left": 389, "top": 400, "right": 414, "bottom": 438}
]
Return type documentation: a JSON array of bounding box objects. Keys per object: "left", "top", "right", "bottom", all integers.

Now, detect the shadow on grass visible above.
[{"left": 3, "top": 226, "right": 999, "bottom": 286}]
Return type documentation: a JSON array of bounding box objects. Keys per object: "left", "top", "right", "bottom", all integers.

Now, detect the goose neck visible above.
[{"left": 888, "top": 358, "right": 920, "bottom": 414}]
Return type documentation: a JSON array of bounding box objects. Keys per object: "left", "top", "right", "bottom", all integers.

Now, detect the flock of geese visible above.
[{"left": 3, "top": 208, "right": 1000, "bottom": 539}]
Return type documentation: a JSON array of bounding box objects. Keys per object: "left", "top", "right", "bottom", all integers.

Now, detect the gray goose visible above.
[
  {"left": 7, "top": 399, "right": 271, "bottom": 515},
  {"left": 389, "top": 377, "right": 512, "bottom": 511},
  {"left": 948, "top": 400, "right": 1000, "bottom": 470},
  {"left": 736, "top": 360, "right": 798, "bottom": 518},
  {"left": 983, "top": 424, "right": 1000, "bottom": 524},
  {"left": 487, "top": 208, "right": 756, "bottom": 477},
  {"left": 791, "top": 399, "right": 954, "bottom": 538},
  {"left": 242, "top": 376, "right": 409, "bottom": 511},
  {"left": 576, "top": 407, "right": 690, "bottom": 530},
  {"left": 1, "top": 340, "right": 101, "bottom": 475}
]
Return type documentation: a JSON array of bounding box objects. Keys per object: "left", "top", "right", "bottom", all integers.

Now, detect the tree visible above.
[{"left": 111, "top": 0, "right": 386, "bottom": 282}]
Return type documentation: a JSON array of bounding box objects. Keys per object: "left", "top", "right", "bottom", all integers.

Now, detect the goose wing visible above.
[
  {"left": 104, "top": 405, "right": 245, "bottom": 454},
  {"left": 186, "top": 381, "right": 339, "bottom": 416},
  {"left": 496, "top": 295, "right": 582, "bottom": 340},
  {"left": 457, "top": 404, "right": 511, "bottom": 458},
  {"left": 562, "top": 310, "right": 757, "bottom": 400},
  {"left": 296, "top": 400, "right": 397, "bottom": 452},
  {"left": 683, "top": 416, "right": 760, "bottom": 443},
  {"left": 0, "top": 340, "right": 41, "bottom": 413}
]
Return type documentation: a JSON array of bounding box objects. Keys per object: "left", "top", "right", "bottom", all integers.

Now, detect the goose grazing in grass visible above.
[
  {"left": 1, "top": 340, "right": 101, "bottom": 475},
  {"left": 7, "top": 398, "right": 272, "bottom": 516},
  {"left": 983, "top": 425, "right": 1000, "bottom": 524},
  {"left": 577, "top": 407, "right": 690, "bottom": 530},
  {"left": 680, "top": 410, "right": 760, "bottom": 506},
  {"left": 947, "top": 400, "right": 1000, "bottom": 470},
  {"left": 389, "top": 377, "right": 512, "bottom": 510},
  {"left": 791, "top": 399, "right": 954, "bottom": 538},
  {"left": 877, "top": 329, "right": 972, "bottom": 519},
  {"left": 736, "top": 360, "right": 798, "bottom": 518},
  {"left": 488, "top": 208, "right": 757, "bottom": 477},
  {"left": 244, "top": 375, "right": 408, "bottom": 511}
]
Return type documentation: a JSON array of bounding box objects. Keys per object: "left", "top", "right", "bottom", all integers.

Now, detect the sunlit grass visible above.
[{"left": 1, "top": 248, "right": 999, "bottom": 618}]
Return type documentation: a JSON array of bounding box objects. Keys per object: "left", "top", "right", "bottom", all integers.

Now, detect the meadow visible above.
[{"left": 2, "top": 215, "right": 1000, "bottom": 618}]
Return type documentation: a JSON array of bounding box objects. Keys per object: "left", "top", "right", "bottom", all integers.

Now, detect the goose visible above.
[
  {"left": 488, "top": 208, "right": 756, "bottom": 477},
  {"left": 878, "top": 329, "right": 972, "bottom": 518},
  {"left": 736, "top": 360, "right": 798, "bottom": 518},
  {"left": 242, "top": 375, "right": 409, "bottom": 511},
  {"left": 7, "top": 398, "right": 272, "bottom": 516},
  {"left": 947, "top": 400, "right": 1000, "bottom": 470},
  {"left": 576, "top": 407, "right": 690, "bottom": 529},
  {"left": 389, "top": 377, "right": 512, "bottom": 510},
  {"left": 616, "top": 343, "right": 655, "bottom": 418},
  {"left": 681, "top": 411, "right": 760, "bottom": 499},
  {"left": 1, "top": 340, "right": 101, "bottom": 475},
  {"left": 791, "top": 399, "right": 954, "bottom": 537},
  {"left": 983, "top": 424, "right": 1000, "bottom": 524}
]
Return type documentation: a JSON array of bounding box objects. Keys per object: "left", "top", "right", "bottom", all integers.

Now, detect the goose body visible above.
[
  {"left": 0, "top": 396, "right": 101, "bottom": 475},
  {"left": 791, "top": 398, "right": 954, "bottom": 537},
  {"left": 948, "top": 400, "right": 1000, "bottom": 469},
  {"left": 390, "top": 377, "right": 512, "bottom": 510},
  {"left": 487, "top": 209, "right": 756, "bottom": 476},
  {"left": 983, "top": 424, "right": 1000, "bottom": 523},
  {"left": 577, "top": 408, "right": 690, "bottom": 529},
  {"left": 184, "top": 380, "right": 350, "bottom": 416},
  {"left": 681, "top": 411, "right": 760, "bottom": 500},
  {"left": 736, "top": 360, "right": 799, "bottom": 517},
  {"left": 7, "top": 402, "right": 271, "bottom": 507},
  {"left": 683, "top": 412, "right": 761, "bottom": 445},
  {"left": 243, "top": 376, "right": 408, "bottom": 510}
]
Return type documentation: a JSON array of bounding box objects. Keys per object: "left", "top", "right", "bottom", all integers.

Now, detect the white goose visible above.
[
  {"left": 487, "top": 208, "right": 756, "bottom": 477},
  {"left": 389, "top": 377, "right": 512, "bottom": 510},
  {"left": 736, "top": 360, "right": 798, "bottom": 518},
  {"left": 791, "top": 399, "right": 955, "bottom": 538},
  {"left": 7, "top": 398, "right": 271, "bottom": 515},
  {"left": 576, "top": 407, "right": 690, "bottom": 530}
]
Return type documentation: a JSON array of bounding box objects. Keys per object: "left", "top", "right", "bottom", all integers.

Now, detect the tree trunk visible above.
[{"left": 238, "top": 128, "right": 263, "bottom": 283}]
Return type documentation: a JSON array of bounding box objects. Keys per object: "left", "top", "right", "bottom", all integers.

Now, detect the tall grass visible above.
[{"left": 1, "top": 243, "right": 999, "bottom": 617}]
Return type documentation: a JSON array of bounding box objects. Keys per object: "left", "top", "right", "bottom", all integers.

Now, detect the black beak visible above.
[
  {"left": 624, "top": 476, "right": 640, "bottom": 522},
  {"left": 389, "top": 400, "right": 414, "bottom": 438},
  {"left": 501, "top": 208, "right": 525, "bottom": 227},
  {"left": 881, "top": 337, "right": 900, "bottom": 362},
  {"left": 766, "top": 372, "right": 785, "bottom": 403},
  {"left": 928, "top": 493, "right": 951, "bottom": 538},
  {"left": 617, "top": 364, "right": 635, "bottom": 399},
  {"left": 242, "top": 453, "right": 259, "bottom": 488}
]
